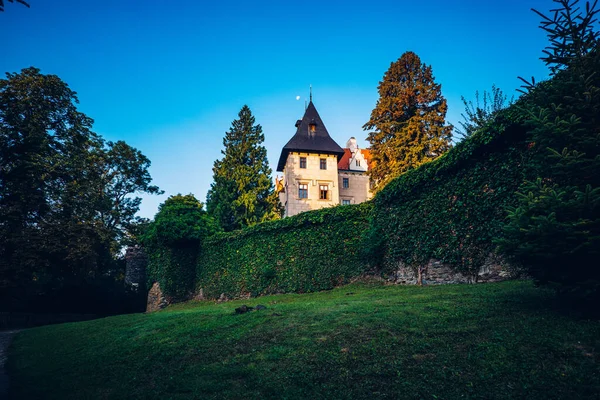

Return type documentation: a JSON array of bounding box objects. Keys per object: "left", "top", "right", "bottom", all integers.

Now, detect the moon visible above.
[{"left": 296, "top": 96, "right": 300, "bottom": 100}]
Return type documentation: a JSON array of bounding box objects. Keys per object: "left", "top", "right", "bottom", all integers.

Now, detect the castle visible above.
[{"left": 276, "top": 101, "right": 373, "bottom": 217}]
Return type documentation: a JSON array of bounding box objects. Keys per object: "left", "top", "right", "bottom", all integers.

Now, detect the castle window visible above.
[
  {"left": 319, "top": 184, "right": 329, "bottom": 200},
  {"left": 320, "top": 158, "right": 327, "bottom": 170},
  {"left": 342, "top": 199, "right": 351, "bottom": 205},
  {"left": 356, "top": 160, "right": 361, "bottom": 167},
  {"left": 342, "top": 178, "right": 349, "bottom": 188},
  {"left": 300, "top": 157, "right": 307, "bottom": 169},
  {"left": 298, "top": 183, "right": 308, "bottom": 199}
]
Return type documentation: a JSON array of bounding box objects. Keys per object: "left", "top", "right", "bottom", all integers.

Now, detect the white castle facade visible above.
[{"left": 276, "top": 101, "right": 373, "bottom": 217}]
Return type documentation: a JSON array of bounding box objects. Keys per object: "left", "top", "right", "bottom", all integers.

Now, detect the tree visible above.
[
  {"left": 363, "top": 51, "right": 452, "bottom": 191},
  {"left": 95, "top": 140, "right": 162, "bottom": 251},
  {"left": 143, "top": 194, "right": 219, "bottom": 301},
  {"left": 0, "top": 67, "right": 161, "bottom": 311},
  {"left": 498, "top": 0, "right": 600, "bottom": 307},
  {"left": 206, "top": 105, "right": 281, "bottom": 231},
  {"left": 534, "top": 0, "right": 599, "bottom": 76},
  {"left": 456, "top": 85, "right": 513, "bottom": 139},
  {"left": 0, "top": 0, "right": 29, "bottom": 12},
  {"left": 146, "top": 194, "right": 219, "bottom": 247}
]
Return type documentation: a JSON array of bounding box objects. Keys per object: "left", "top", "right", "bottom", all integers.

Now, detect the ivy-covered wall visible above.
[
  {"left": 147, "top": 60, "right": 599, "bottom": 304},
  {"left": 196, "top": 203, "right": 372, "bottom": 299},
  {"left": 368, "top": 107, "right": 530, "bottom": 278}
]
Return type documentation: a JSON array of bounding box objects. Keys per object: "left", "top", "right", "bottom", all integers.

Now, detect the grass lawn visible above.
[{"left": 7, "top": 280, "right": 600, "bottom": 399}]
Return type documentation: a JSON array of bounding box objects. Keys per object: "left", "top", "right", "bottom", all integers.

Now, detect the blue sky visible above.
[{"left": 1, "top": 0, "right": 553, "bottom": 219}]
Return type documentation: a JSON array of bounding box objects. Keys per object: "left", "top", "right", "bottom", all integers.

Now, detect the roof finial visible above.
[{"left": 309, "top": 84, "right": 312, "bottom": 103}]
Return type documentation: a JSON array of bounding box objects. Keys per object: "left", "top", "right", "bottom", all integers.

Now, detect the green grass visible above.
[{"left": 7, "top": 280, "right": 600, "bottom": 399}]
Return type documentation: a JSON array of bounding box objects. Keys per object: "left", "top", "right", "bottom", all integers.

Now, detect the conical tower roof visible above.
[{"left": 277, "top": 101, "right": 344, "bottom": 171}]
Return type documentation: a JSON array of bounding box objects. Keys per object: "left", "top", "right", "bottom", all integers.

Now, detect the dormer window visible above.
[{"left": 309, "top": 119, "right": 317, "bottom": 133}]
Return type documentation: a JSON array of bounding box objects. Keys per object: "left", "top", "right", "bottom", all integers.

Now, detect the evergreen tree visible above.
[
  {"left": 363, "top": 51, "right": 452, "bottom": 191},
  {"left": 498, "top": 0, "right": 600, "bottom": 306},
  {"left": 206, "top": 105, "right": 281, "bottom": 232}
]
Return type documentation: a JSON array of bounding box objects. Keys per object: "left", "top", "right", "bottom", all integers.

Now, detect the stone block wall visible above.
[
  {"left": 388, "top": 255, "right": 514, "bottom": 285},
  {"left": 125, "top": 246, "right": 147, "bottom": 292},
  {"left": 146, "top": 282, "right": 169, "bottom": 312}
]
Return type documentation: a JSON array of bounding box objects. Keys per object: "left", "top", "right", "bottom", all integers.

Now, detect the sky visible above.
[{"left": 1, "top": 0, "right": 553, "bottom": 219}]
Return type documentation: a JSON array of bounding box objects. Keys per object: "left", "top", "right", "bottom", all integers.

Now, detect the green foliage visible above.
[
  {"left": 533, "top": 0, "right": 599, "bottom": 76},
  {"left": 363, "top": 51, "right": 453, "bottom": 191},
  {"left": 145, "top": 194, "right": 219, "bottom": 246},
  {"left": 498, "top": 43, "right": 600, "bottom": 303},
  {"left": 498, "top": 180, "right": 600, "bottom": 297},
  {"left": 8, "top": 281, "right": 600, "bottom": 399},
  {"left": 0, "top": 67, "right": 161, "bottom": 312},
  {"left": 143, "top": 194, "right": 219, "bottom": 301},
  {"left": 456, "top": 84, "right": 514, "bottom": 139},
  {"left": 368, "top": 2, "right": 600, "bottom": 300},
  {"left": 369, "top": 104, "right": 530, "bottom": 278},
  {"left": 206, "top": 105, "right": 282, "bottom": 232},
  {"left": 97, "top": 140, "right": 162, "bottom": 250},
  {"left": 497, "top": 0, "right": 600, "bottom": 304},
  {"left": 197, "top": 203, "right": 371, "bottom": 298}
]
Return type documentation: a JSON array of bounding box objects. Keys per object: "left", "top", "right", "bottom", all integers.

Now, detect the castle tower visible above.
[{"left": 276, "top": 101, "right": 345, "bottom": 217}]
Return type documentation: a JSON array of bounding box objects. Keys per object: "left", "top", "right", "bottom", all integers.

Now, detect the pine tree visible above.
[
  {"left": 206, "top": 105, "right": 281, "bottom": 232},
  {"left": 498, "top": 0, "right": 600, "bottom": 306},
  {"left": 363, "top": 51, "right": 452, "bottom": 190}
]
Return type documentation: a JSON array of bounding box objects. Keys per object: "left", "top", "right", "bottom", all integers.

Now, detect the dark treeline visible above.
[{"left": 0, "top": 67, "right": 161, "bottom": 314}]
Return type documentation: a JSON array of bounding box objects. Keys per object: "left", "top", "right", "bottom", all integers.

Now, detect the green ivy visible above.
[
  {"left": 148, "top": 49, "right": 598, "bottom": 302},
  {"left": 143, "top": 194, "right": 219, "bottom": 302},
  {"left": 196, "top": 203, "right": 372, "bottom": 298}
]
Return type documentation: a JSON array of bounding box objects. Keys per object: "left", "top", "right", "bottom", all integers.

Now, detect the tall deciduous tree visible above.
[
  {"left": 0, "top": 67, "right": 161, "bottom": 310},
  {"left": 206, "top": 105, "right": 281, "bottom": 232},
  {"left": 363, "top": 51, "right": 452, "bottom": 190}
]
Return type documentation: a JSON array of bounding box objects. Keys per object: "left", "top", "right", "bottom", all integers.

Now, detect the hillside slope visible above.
[{"left": 8, "top": 281, "right": 600, "bottom": 399}]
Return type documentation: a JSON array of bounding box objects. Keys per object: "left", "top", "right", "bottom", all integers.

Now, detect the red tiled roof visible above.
[
  {"left": 338, "top": 149, "right": 352, "bottom": 170},
  {"left": 338, "top": 148, "right": 371, "bottom": 170}
]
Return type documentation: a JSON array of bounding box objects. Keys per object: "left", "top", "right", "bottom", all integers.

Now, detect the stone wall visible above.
[
  {"left": 125, "top": 246, "right": 147, "bottom": 292},
  {"left": 388, "top": 254, "right": 513, "bottom": 285},
  {"left": 146, "top": 282, "right": 169, "bottom": 312}
]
